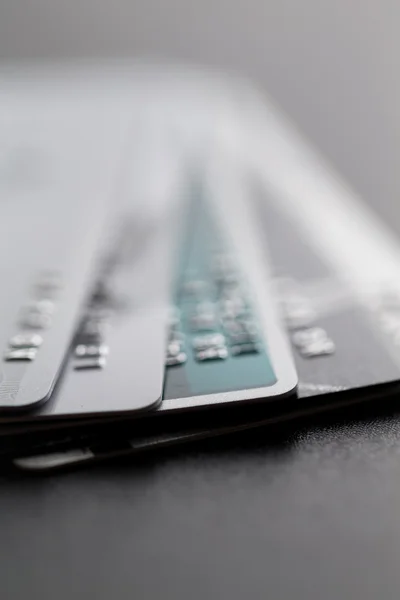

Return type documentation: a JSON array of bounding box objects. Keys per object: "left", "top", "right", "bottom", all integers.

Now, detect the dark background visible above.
[{"left": 2, "top": 2, "right": 400, "bottom": 598}]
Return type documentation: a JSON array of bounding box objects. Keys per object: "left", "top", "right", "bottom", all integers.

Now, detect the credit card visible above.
[
  {"left": 0, "top": 63, "right": 195, "bottom": 415},
  {"left": 159, "top": 157, "right": 297, "bottom": 408},
  {"left": 0, "top": 146, "right": 185, "bottom": 421},
  {"left": 0, "top": 70, "right": 135, "bottom": 411}
]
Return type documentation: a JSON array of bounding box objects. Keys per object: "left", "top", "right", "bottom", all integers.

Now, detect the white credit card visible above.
[{"left": 0, "top": 63, "right": 185, "bottom": 414}]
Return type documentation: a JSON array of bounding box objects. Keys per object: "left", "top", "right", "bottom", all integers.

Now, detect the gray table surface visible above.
[{"left": 2, "top": 2, "right": 400, "bottom": 598}]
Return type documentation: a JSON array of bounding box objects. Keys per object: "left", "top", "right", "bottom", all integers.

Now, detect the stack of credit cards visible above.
[{"left": 1, "top": 62, "right": 400, "bottom": 472}]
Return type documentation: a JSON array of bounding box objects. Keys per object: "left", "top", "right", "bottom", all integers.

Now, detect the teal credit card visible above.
[
  {"left": 164, "top": 179, "right": 277, "bottom": 399},
  {"left": 160, "top": 160, "right": 297, "bottom": 410}
]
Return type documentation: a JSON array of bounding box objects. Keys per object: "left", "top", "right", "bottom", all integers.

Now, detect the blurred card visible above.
[
  {"left": 2, "top": 63, "right": 400, "bottom": 470},
  {"left": 0, "top": 69, "right": 134, "bottom": 411}
]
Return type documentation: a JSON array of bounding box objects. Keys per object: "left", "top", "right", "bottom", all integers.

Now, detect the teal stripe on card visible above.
[{"left": 171, "top": 184, "right": 276, "bottom": 397}]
